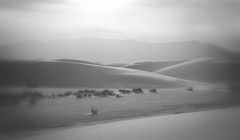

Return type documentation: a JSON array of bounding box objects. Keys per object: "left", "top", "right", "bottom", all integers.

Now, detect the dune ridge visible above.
[{"left": 0, "top": 60, "right": 183, "bottom": 88}]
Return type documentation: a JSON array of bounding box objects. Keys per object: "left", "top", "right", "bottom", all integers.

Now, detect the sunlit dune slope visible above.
[
  {"left": 156, "top": 58, "right": 240, "bottom": 84},
  {"left": 0, "top": 60, "right": 183, "bottom": 88},
  {"left": 126, "top": 60, "right": 186, "bottom": 72}
]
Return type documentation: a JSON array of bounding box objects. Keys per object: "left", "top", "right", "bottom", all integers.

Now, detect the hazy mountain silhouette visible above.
[{"left": 0, "top": 37, "right": 237, "bottom": 63}]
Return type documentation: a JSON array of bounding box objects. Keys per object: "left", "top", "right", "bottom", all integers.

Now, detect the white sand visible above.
[{"left": 3, "top": 107, "right": 240, "bottom": 140}]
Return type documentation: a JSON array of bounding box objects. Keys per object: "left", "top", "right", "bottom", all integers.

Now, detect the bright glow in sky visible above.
[{"left": 0, "top": 0, "right": 239, "bottom": 51}]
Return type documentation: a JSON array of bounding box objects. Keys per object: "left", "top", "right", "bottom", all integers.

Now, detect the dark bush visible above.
[
  {"left": 119, "top": 89, "right": 131, "bottom": 94},
  {"left": 92, "top": 90, "right": 115, "bottom": 97},
  {"left": 149, "top": 89, "right": 157, "bottom": 93},
  {"left": 186, "top": 87, "right": 194, "bottom": 92},
  {"left": 101, "top": 90, "right": 115, "bottom": 96},
  {"left": 133, "top": 88, "right": 143, "bottom": 93},
  {"left": 64, "top": 91, "right": 73, "bottom": 96},
  {"left": 91, "top": 107, "right": 98, "bottom": 115},
  {"left": 116, "top": 94, "right": 123, "bottom": 98},
  {"left": 76, "top": 94, "right": 83, "bottom": 99},
  {"left": 57, "top": 93, "right": 65, "bottom": 97}
]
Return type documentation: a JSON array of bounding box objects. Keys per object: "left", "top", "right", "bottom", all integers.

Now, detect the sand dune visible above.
[
  {"left": 105, "top": 63, "right": 129, "bottom": 68},
  {"left": 55, "top": 59, "right": 102, "bottom": 65},
  {"left": 4, "top": 107, "right": 240, "bottom": 140},
  {"left": 126, "top": 60, "right": 186, "bottom": 72},
  {"left": 0, "top": 60, "right": 183, "bottom": 88},
  {"left": 156, "top": 57, "right": 240, "bottom": 84}
]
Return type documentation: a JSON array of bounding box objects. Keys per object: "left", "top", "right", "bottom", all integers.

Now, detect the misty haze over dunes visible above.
[
  {"left": 0, "top": 37, "right": 238, "bottom": 89},
  {"left": 0, "top": 38, "right": 238, "bottom": 63},
  {"left": 0, "top": 38, "right": 239, "bottom": 89},
  {"left": 0, "top": 0, "right": 240, "bottom": 139}
]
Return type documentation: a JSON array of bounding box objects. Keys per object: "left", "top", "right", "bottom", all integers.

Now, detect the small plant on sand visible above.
[
  {"left": 91, "top": 107, "right": 98, "bottom": 115},
  {"left": 115, "top": 94, "right": 123, "bottom": 98},
  {"left": 76, "top": 94, "right": 83, "bottom": 99}
]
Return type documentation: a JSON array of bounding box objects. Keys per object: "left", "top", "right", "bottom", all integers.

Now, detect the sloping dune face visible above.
[
  {"left": 55, "top": 59, "right": 102, "bottom": 65},
  {"left": 126, "top": 60, "right": 186, "bottom": 72},
  {"left": 0, "top": 60, "right": 182, "bottom": 88},
  {"left": 156, "top": 58, "right": 240, "bottom": 84}
]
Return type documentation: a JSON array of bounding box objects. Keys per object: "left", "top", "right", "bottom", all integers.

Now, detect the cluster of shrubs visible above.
[
  {"left": 56, "top": 88, "right": 155, "bottom": 99},
  {"left": 0, "top": 91, "right": 44, "bottom": 106},
  {"left": 119, "top": 88, "right": 158, "bottom": 94},
  {"left": 133, "top": 88, "right": 143, "bottom": 93},
  {"left": 94, "top": 90, "right": 115, "bottom": 97},
  {"left": 56, "top": 91, "right": 74, "bottom": 98},
  {"left": 0, "top": 88, "right": 159, "bottom": 106},
  {"left": 55, "top": 89, "right": 117, "bottom": 99},
  {"left": 119, "top": 89, "right": 132, "bottom": 94},
  {"left": 119, "top": 88, "right": 144, "bottom": 94}
]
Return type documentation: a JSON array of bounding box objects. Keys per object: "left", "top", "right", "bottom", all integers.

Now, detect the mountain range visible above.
[{"left": 0, "top": 37, "right": 238, "bottom": 63}]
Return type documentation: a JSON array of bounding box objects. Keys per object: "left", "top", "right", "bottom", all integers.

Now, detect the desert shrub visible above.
[
  {"left": 185, "top": 87, "right": 194, "bottom": 92},
  {"left": 77, "top": 89, "right": 99, "bottom": 97},
  {"left": 91, "top": 107, "right": 98, "bottom": 115},
  {"left": 75, "top": 89, "right": 99, "bottom": 99},
  {"left": 78, "top": 89, "right": 99, "bottom": 94},
  {"left": 64, "top": 91, "right": 73, "bottom": 96},
  {"left": 76, "top": 94, "right": 83, "bottom": 99},
  {"left": 149, "top": 89, "right": 157, "bottom": 93},
  {"left": 119, "top": 89, "right": 131, "bottom": 94},
  {"left": 101, "top": 90, "right": 115, "bottom": 96},
  {"left": 133, "top": 88, "right": 143, "bottom": 93},
  {"left": 57, "top": 93, "right": 65, "bottom": 97},
  {"left": 76, "top": 93, "right": 92, "bottom": 99},
  {"left": 76, "top": 89, "right": 116, "bottom": 98},
  {"left": 93, "top": 90, "right": 115, "bottom": 97},
  {"left": 87, "top": 94, "right": 92, "bottom": 97},
  {"left": 115, "top": 94, "right": 123, "bottom": 98},
  {"left": 47, "top": 94, "right": 56, "bottom": 99}
]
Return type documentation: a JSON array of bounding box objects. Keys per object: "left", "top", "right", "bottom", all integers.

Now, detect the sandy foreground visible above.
[{"left": 2, "top": 107, "right": 240, "bottom": 140}]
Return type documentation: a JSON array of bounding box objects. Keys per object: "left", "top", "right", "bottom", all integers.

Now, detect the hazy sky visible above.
[{"left": 0, "top": 0, "right": 239, "bottom": 51}]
